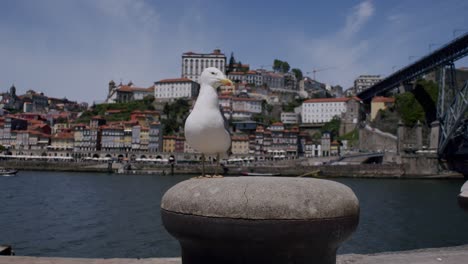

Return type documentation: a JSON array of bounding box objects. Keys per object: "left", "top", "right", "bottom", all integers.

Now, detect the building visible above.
[
  {"left": 23, "top": 90, "right": 49, "bottom": 112},
  {"left": 163, "top": 136, "right": 176, "bottom": 153},
  {"left": 231, "top": 136, "right": 249, "bottom": 155},
  {"left": 218, "top": 95, "right": 263, "bottom": 121},
  {"left": 2, "top": 116, "right": 28, "bottom": 147},
  {"left": 181, "top": 49, "right": 227, "bottom": 82},
  {"left": 227, "top": 70, "right": 263, "bottom": 87},
  {"left": 148, "top": 122, "right": 163, "bottom": 152},
  {"left": 354, "top": 75, "right": 382, "bottom": 94},
  {"left": 73, "top": 124, "right": 88, "bottom": 151},
  {"left": 371, "top": 96, "right": 395, "bottom": 121},
  {"left": 248, "top": 123, "right": 299, "bottom": 159},
  {"left": 90, "top": 116, "right": 105, "bottom": 151},
  {"left": 0, "top": 85, "right": 23, "bottom": 111},
  {"left": 280, "top": 112, "right": 300, "bottom": 124},
  {"left": 106, "top": 82, "right": 155, "bottom": 104},
  {"left": 101, "top": 125, "right": 124, "bottom": 152},
  {"left": 301, "top": 98, "right": 353, "bottom": 124},
  {"left": 321, "top": 133, "right": 331, "bottom": 157},
  {"left": 50, "top": 131, "right": 74, "bottom": 151},
  {"left": 154, "top": 78, "right": 199, "bottom": 101},
  {"left": 262, "top": 72, "right": 284, "bottom": 89},
  {"left": 340, "top": 97, "right": 362, "bottom": 135},
  {"left": 175, "top": 137, "right": 185, "bottom": 153}
]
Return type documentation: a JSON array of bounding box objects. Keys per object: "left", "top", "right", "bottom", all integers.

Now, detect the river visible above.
[{"left": 0, "top": 171, "right": 467, "bottom": 258}]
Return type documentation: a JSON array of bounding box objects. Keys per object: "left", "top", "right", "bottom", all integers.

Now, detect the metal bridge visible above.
[
  {"left": 358, "top": 33, "right": 468, "bottom": 102},
  {"left": 357, "top": 33, "right": 468, "bottom": 157}
]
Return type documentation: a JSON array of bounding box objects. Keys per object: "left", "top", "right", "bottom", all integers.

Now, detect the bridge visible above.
[
  {"left": 357, "top": 32, "right": 468, "bottom": 158},
  {"left": 358, "top": 33, "right": 468, "bottom": 102}
]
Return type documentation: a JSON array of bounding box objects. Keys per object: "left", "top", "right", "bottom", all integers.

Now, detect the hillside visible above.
[{"left": 75, "top": 96, "right": 155, "bottom": 124}]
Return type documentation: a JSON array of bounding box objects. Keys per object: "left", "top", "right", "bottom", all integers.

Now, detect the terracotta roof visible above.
[
  {"left": 156, "top": 78, "right": 194, "bottom": 83},
  {"left": 232, "top": 97, "right": 261, "bottom": 102},
  {"left": 303, "top": 97, "right": 361, "bottom": 103},
  {"left": 271, "top": 122, "right": 284, "bottom": 126},
  {"left": 372, "top": 96, "right": 395, "bottom": 103}
]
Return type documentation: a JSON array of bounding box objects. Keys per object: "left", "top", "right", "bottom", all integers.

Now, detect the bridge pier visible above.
[{"left": 430, "top": 121, "right": 440, "bottom": 151}]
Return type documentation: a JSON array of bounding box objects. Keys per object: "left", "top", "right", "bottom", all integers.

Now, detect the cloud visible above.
[
  {"left": 0, "top": 0, "right": 212, "bottom": 103},
  {"left": 341, "top": 0, "right": 375, "bottom": 39},
  {"left": 290, "top": 1, "right": 376, "bottom": 88}
]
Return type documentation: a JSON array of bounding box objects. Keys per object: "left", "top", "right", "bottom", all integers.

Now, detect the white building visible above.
[
  {"left": 182, "top": 49, "right": 226, "bottom": 82},
  {"left": 301, "top": 97, "right": 354, "bottom": 124},
  {"left": 218, "top": 95, "right": 262, "bottom": 120},
  {"left": 232, "top": 97, "right": 262, "bottom": 114},
  {"left": 305, "top": 142, "right": 321, "bottom": 158},
  {"left": 280, "top": 112, "right": 300, "bottom": 124},
  {"left": 227, "top": 70, "right": 263, "bottom": 87},
  {"left": 154, "top": 78, "right": 199, "bottom": 101},
  {"left": 354, "top": 75, "right": 382, "bottom": 94}
]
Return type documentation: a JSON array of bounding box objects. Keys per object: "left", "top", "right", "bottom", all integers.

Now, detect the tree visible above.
[
  {"left": 281, "top": 61, "right": 290, "bottom": 73},
  {"left": 273, "top": 59, "right": 283, "bottom": 72},
  {"left": 320, "top": 116, "right": 341, "bottom": 139},
  {"left": 228, "top": 52, "right": 236, "bottom": 73},
  {"left": 394, "top": 79, "right": 438, "bottom": 126},
  {"left": 291, "top": 68, "right": 303, "bottom": 80}
]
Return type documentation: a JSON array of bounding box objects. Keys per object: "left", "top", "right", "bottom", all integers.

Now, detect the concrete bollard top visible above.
[{"left": 161, "top": 176, "right": 359, "bottom": 220}]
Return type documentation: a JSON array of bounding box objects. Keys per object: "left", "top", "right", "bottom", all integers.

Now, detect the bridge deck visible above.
[{"left": 358, "top": 33, "right": 468, "bottom": 102}]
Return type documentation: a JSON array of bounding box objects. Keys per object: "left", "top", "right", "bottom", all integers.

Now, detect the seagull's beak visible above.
[{"left": 220, "top": 78, "right": 233, "bottom": 86}]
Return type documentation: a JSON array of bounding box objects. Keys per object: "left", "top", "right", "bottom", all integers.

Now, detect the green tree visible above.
[
  {"left": 273, "top": 59, "right": 283, "bottom": 72},
  {"left": 291, "top": 68, "right": 303, "bottom": 80},
  {"left": 320, "top": 116, "right": 341, "bottom": 139},
  {"left": 394, "top": 79, "right": 438, "bottom": 126},
  {"left": 281, "top": 61, "right": 290, "bottom": 73},
  {"left": 227, "top": 52, "right": 236, "bottom": 73}
]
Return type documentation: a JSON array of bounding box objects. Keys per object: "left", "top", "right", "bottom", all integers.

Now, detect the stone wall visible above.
[{"left": 359, "top": 125, "right": 397, "bottom": 152}]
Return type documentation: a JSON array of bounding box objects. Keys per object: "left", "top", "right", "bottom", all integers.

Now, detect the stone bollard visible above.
[
  {"left": 458, "top": 181, "right": 468, "bottom": 212},
  {"left": 161, "top": 177, "right": 359, "bottom": 264}
]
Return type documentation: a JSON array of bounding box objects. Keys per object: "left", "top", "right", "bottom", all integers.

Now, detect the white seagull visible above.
[{"left": 184, "top": 67, "right": 233, "bottom": 176}]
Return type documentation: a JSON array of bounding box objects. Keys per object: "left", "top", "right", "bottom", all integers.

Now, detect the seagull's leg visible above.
[{"left": 202, "top": 154, "right": 205, "bottom": 177}]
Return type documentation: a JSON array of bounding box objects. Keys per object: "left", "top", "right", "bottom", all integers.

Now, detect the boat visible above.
[
  {"left": 0, "top": 169, "right": 18, "bottom": 176},
  {"left": 241, "top": 172, "right": 281, "bottom": 176}
]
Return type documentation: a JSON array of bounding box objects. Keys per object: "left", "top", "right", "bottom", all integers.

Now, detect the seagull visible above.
[{"left": 185, "top": 67, "right": 233, "bottom": 176}]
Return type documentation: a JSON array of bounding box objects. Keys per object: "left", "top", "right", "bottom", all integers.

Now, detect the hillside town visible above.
[{"left": 0, "top": 49, "right": 404, "bottom": 163}]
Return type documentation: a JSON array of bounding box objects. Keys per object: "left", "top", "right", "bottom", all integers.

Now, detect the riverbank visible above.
[
  {"left": 0, "top": 160, "right": 463, "bottom": 179},
  {"left": 1, "top": 244, "right": 467, "bottom": 264}
]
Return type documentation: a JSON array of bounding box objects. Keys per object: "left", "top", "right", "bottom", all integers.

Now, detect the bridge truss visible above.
[
  {"left": 437, "top": 63, "right": 468, "bottom": 156},
  {"left": 356, "top": 33, "right": 468, "bottom": 157}
]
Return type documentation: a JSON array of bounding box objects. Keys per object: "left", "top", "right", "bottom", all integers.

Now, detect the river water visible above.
[{"left": 0, "top": 171, "right": 467, "bottom": 258}]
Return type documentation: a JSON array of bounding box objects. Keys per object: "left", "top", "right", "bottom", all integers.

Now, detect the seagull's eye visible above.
[{"left": 210, "top": 72, "right": 216, "bottom": 75}]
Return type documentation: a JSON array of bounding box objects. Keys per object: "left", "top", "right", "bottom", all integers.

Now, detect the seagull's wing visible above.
[{"left": 219, "top": 105, "right": 232, "bottom": 155}]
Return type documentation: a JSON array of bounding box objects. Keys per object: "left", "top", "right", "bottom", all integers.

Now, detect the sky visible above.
[{"left": 1, "top": 0, "right": 468, "bottom": 103}]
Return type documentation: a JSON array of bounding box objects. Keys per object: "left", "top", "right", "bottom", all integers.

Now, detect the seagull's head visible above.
[{"left": 200, "top": 67, "right": 233, "bottom": 88}]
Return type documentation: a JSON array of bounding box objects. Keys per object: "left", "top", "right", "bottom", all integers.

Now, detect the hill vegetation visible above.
[
  {"left": 372, "top": 79, "right": 438, "bottom": 135},
  {"left": 75, "top": 96, "right": 155, "bottom": 124}
]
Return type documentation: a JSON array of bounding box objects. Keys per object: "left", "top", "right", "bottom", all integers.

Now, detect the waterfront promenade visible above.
[{"left": 1, "top": 244, "right": 468, "bottom": 264}]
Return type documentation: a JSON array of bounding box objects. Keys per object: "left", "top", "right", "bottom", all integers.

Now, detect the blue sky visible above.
[{"left": 1, "top": 0, "right": 467, "bottom": 103}]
